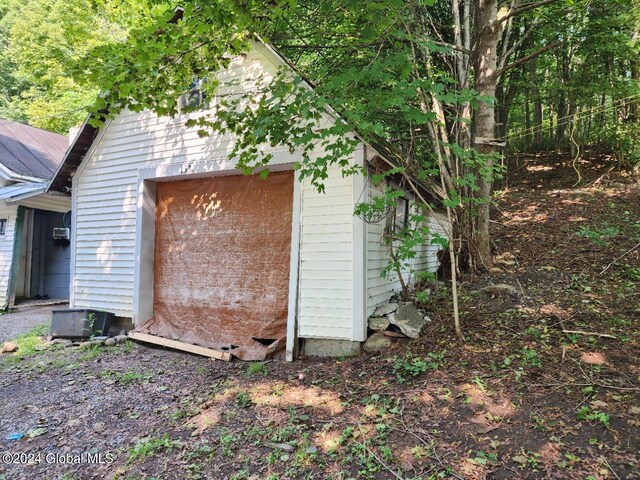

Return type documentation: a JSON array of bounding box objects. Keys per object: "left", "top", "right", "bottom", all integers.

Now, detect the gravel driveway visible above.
[{"left": 0, "top": 306, "right": 61, "bottom": 343}]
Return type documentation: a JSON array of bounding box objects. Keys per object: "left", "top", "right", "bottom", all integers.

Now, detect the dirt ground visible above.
[
  {"left": 0, "top": 305, "right": 63, "bottom": 343},
  {"left": 0, "top": 152, "right": 638, "bottom": 480}
]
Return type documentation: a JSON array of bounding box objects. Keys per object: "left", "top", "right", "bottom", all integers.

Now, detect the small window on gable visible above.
[
  {"left": 179, "top": 78, "right": 207, "bottom": 111},
  {"left": 394, "top": 197, "right": 409, "bottom": 231},
  {"left": 384, "top": 196, "right": 409, "bottom": 242},
  {"left": 0, "top": 218, "right": 7, "bottom": 236}
]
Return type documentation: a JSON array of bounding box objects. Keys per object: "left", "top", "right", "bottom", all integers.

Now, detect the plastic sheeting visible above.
[{"left": 138, "top": 172, "right": 294, "bottom": 360}]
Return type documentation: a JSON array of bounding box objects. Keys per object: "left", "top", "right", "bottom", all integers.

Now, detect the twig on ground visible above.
[
  {"left": 601, "top": 456, "right": 621, "bottom": 480},
  {"left": 489, "top": 219, "right": 511, "bottom": 228},
  {"left": 562, "top": 330, "right": 616, "bottom": 339},
  {"left": 530, "top": 381, "right": 640, "bottom": 392},
  {"left": 397, "top": 407, "right": 465, "bottom": 480},
  {"left": 589, "top": 165, "right": 617, "bottom": 187},
  {"left": 600, "top": 241, "right": 640, "bottom": 274},
  {"left": 354, "top": 440, "right": 405, "bottom": 480},
  {"left": 548, "top": 233, "right": 576, "bottom": 256},
  {"left": 516, "top": 278, "right": 526, "bottom": 300}
]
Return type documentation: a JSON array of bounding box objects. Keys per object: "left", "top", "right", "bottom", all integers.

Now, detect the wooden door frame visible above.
[{"left": 8, "top": 206, "right": 35, "bottom": 306}]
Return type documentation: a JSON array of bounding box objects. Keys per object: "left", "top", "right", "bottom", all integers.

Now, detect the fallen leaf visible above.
[{"left": 512, "top": 455, "right": 528, "bottom": 465}]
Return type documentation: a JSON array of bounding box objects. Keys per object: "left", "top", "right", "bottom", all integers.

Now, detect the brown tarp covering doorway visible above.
[{"left": 137, "top": 171, "right": 294, "bottom": 360}]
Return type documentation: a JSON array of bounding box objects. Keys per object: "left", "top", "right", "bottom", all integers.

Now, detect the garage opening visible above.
[{"left": 137, "top": 171, "right": 294, "bottom": 360}]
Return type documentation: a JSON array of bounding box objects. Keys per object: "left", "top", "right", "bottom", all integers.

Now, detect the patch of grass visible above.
[
  {"left": 2, "top": 323, "right": 49, "bottom": 361},
  {"left": 127, "top": 434, "right": 180, "bottom": 465},
  {"left": 100, "top": 369, "right": 152, "bottom": 385},
  {"left": 235, "top": 390, "right": 252, "bottom": 408},
  {"left": 245, "top": 362, "right": 269, "bottom": 378},
  {"left": 519, "top": 348, "right": 542, "bottom": 368},
  {"left": 219, "top": 430, "right": 239, "bottom": 457},
  {"left": 33, "top": 357, "right": 72, "bottom": 373},
  {"left": 169, "top": 399, "right": 200, "bottom": 422},
  {"left": 120, "top": 339, "right": 135, "bottom": 353},
  {"left": 184, "top": 440, "right": 215, "bottom": 462},
  {"left": 79, "top": 344, "right": 104, "bottom": 361}
]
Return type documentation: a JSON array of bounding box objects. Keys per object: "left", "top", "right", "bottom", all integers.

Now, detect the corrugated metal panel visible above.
[
  {"left": 0, "top": 204, "right": 19, "bottom": 308},
  {"left": 0, "top": 183, "right": 45, "bottom": 199}
]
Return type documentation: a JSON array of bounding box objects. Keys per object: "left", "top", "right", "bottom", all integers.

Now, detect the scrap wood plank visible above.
[{"left": 127, "top": 331, "right": 231, "bottom": 361}]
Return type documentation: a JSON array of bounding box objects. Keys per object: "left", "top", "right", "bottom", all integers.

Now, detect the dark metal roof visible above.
[{"left": 0, "top": 119, "right": 68, "bottom": 180}]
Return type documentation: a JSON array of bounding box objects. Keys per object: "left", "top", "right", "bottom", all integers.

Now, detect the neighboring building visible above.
[
  {"left": 48, "top": 42, "right": 449, "bottom": 360},
  {"left": 0, "top": 120, "right": 72, "bottom": 308}
]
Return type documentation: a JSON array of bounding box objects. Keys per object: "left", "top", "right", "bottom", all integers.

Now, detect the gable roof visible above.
[
  {"left": 46, "top": 39, "right": 442, "bottom": 206},
  {"left": 0, "top": 119, "right": 68, "bottom": 181}
]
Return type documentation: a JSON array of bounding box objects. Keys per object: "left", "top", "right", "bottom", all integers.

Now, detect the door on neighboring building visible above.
[{"left": 12, "top": 208, "right": 70, "bottom": 304}]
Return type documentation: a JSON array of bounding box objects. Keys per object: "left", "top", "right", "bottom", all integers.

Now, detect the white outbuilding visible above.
[{"left": 48, "top": 41, "right": 449, "bottom": 360}]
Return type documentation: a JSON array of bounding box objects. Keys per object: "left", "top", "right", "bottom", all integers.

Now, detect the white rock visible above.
[
  {"left": 368, "top": 317, "right": 390, "bottom": 331},
  {"left": 389, "top": 304, "right": 426, "bottom": 339},
  {"left": 363, "top": 332, "right": 392, "bottom": 353},
  {"left": 373, "top": 303, "right": 399, "bottom": 317}
]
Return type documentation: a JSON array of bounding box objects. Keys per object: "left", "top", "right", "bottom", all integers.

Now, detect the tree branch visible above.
[
  {"left": 497, "top": 19, "right": 539, "bottom": 72},
  {"left": 495, "top": 40, "right": 561, "bottom": 78},
  {"left": 498, "top": 0, "right": 561, "bottom": 24}
]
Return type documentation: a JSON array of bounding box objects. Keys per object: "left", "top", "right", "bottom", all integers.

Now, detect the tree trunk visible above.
[
  {"left": 525, "top": 84, "right": 531, "bottom": 151},
  {"left": 555, "top": 47, "right": 570, "bottom": 148},
  {"left": 632, "top": 29, "right": 639, "bottom": 123},
  {"left": 531, "top": 58, "right": 544, "bottom": 148},
  {"left": 467, "top": 0, "right": 499, "bottom": 271}
]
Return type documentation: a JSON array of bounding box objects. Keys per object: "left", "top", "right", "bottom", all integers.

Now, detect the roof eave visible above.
[
  {"left": 46, "top": 114, "right": 99, "bottom": 193},
  {"left": 0, "top": 163, "right": 48, "bottom": 184}
]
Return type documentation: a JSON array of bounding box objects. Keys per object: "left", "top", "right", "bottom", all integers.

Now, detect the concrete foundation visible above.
[
  {"left": 109, "top": 316, "right": 134, "bottom": 335},
  {"left": 302, "top": 338, "right": 361, "bottom": 357}
]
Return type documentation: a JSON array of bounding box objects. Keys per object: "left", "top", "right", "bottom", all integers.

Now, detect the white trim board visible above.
[{"left": 351, "top": 148, "right": 367, "bottom": 342}]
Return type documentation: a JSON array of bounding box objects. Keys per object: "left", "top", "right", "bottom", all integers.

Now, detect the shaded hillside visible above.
[{"left": 0, "top": 152, "right": 638, "bottom": 480}]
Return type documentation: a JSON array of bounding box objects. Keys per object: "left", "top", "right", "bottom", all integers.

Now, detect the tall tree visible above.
[{"left": 2, "top": 0, "right": 159, "bottom": 132}]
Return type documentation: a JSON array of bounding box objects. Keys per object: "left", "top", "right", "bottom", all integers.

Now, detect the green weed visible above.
[
  {"left": 245, "top": 362, "right": 269, "bottom": 378},
  {"left": 576, "top": 406, "right": 610, "bottom": 427},
  {"left": 393, "top": 351, "right": 444, "bottom": 382},
  {"left": 577, "top": 223, "right": 619, "bottom": 246},
  {"left": 127, "top": 434, "right": 180, "bottom": 464}
]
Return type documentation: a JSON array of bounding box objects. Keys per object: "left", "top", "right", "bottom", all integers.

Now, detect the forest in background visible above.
[
  {"left": 0, "top": 0, "right": 638, "bottom": 284},
  {"left": 1, "top": 0, "right": 637, "bottom": 160}
]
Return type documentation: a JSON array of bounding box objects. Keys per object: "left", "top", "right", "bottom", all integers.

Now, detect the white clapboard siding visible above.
[
  {"left": 297, "top": 165, "right": 353, "bottom": 339},
  {"left": 365, "top": 182, "right": 450, "bottom": 316},
  {"left": 72, "top": 43, "right": 358, "bottom": 342},
  {"left": 424, "top": 211, "right": 450, "bottom": 273},
  {"left": 0, "top": 204, "right": 18, "bottom": 308},
  {"left": 15, "top": 193, "right": 71, "bottom": 213}
]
